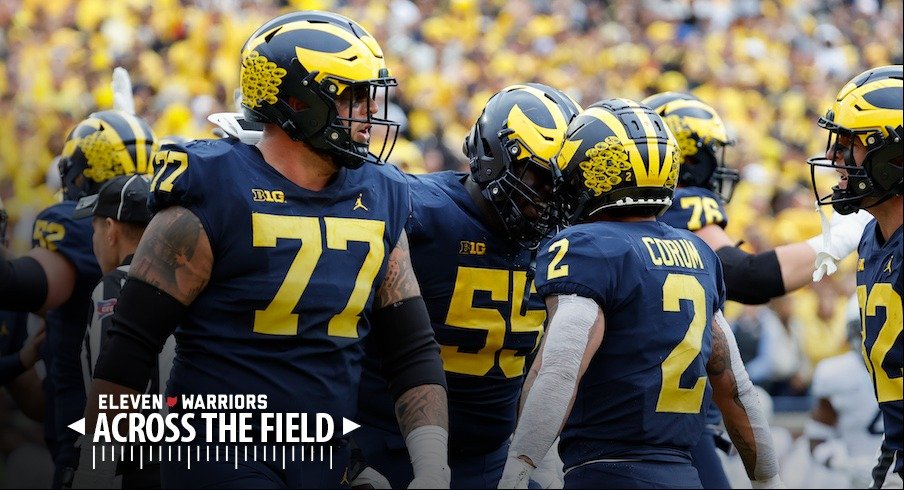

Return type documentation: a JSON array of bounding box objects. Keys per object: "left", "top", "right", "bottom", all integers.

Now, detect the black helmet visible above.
[
  {"left": 463, "top": 83, "right": 581, "bottom": 247},
  {"left": 240, "top": 10, "right": 399, "bottom": 169}
]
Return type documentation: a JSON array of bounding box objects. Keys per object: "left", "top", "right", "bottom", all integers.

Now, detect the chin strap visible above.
[{"left": 810, "top": 202, "right": 837, "bottom": 281}]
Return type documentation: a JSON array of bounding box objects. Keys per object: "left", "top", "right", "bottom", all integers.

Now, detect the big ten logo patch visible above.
[
  {"left": 252, "top": 189, "right": 286, "bottom": 203},
  {"left": 459, "top": 241, "right": 486, "bottom": 255}
]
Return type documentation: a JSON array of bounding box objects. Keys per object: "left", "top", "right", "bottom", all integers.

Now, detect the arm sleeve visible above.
[
  {"left": 93, "top": 279, "right": 187, "bottom": 391},
  {"left": 369, "top": 296, "right": 446, "bottom": 400},
  {"left": 0, "top": 257, "right": 48, "bottom": 311},
  {"left": 509, "top": 294, "right": 599, "bottom": 465},
  {"left": 715, "top": 246, "right": 785, "bottom": 304},
  {"left": 0, "top": 311, "right": 31, "bottom": 385}
]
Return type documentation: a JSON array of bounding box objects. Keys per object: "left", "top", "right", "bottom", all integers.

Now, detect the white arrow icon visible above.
[
  {"left": 342, "top": 417, "right": 360, "bottom": 436},
  {"left": 69, "top": 418, "right": 86, "bottom": 435}
]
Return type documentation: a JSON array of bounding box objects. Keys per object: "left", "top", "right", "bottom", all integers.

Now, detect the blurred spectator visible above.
[
  {"left": 732, "top": 304, "right": 803, "bottom": 392},
  {"left": 799, "top": 295, "right": 882, "bottom": 489},
  {"left": 789, "top": 274, "right": 854, "bottom": 372},
  {"left": 1, "top": 0, "right": 901, "bottom": 248}
]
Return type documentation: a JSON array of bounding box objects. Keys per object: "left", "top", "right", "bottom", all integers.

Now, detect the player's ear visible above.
[{"left": 104, "top": 217, "right": 119, "bottom": 244}]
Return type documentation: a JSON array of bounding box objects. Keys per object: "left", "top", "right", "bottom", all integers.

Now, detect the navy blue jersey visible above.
[
  {"left": 357, "top": 171, "right": 544, "bottom": 454},
  {"left": 535, "top": 220, "right": 725, "bottom": 467},
  {"left": 32, "top": 201, "right": 102, "bottom": 478},
  {"left": 659, "top": 186, "right": 726, "bottom": 428},
  {"left": 659, "top": 187, "right": 728, "bottom": 232},
  {"left": 1, "top": 310, "right": 29, "bottom": 385},
  {"left": 148, "top": 138, "right": 411, "bottom": 426},
  {"left": 856, "top": 221, "right": 903, "bottom": 474}
]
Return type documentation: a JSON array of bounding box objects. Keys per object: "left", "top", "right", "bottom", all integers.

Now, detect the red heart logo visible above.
[{"left": 166, "top": 396, "right": 178, "bottom": 408}]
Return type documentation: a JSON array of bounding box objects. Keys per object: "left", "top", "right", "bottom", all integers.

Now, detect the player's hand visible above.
[
  {"left": 808, "top": 204, "right": 873, "bottom": 281},
  {"left": 407, "top": 466, "right": 450, "bottom": 489},
  {"left": 529, "top": 440, "right": 563, "bottom": 488},
  {"left": 18, "top": 323, "right": 46, "bottom": 369},
  {"left": 405, "top": 425, "right": 450, "bottom": 488},
  {"left": 498, "top": 455, "right": 533, "bottom": 489},
  {"left": 350, "top": 466, "right": 391, "bottom": 489},
  {"left": 71, "top": 437, "right": 119, "bottom": 489},
  {"left": 750, "top": 475, "right": 786, "bottom": 489}
]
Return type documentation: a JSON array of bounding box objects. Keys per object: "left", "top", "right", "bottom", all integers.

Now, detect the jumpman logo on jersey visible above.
[
  {"left": 885, "top": 256, "right": 893, "bottom": 274},
  {"left": 354, "top": 193, "right": 369, "bottom": 211}
]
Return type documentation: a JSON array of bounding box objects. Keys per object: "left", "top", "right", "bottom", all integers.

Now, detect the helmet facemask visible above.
[
  {"left": 808, "top": 115, "right": 903, "bottom": 215},
  {"left": 304, "top": 71, "right": 400, "bottom": 168},
  {"left": 703, "top": 140, "right": 740, "bottom": 203},
  {"left": 482, "top": 135, "right": 559, "bottom": 250}
]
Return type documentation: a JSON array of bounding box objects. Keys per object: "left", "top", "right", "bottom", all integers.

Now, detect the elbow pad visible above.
[
  {"left": 0, "top": 257, "right": 48, "bottom": 312},
  {"left": 370, "top": 296, "right": 446, "bottom": 400},
  {"left": 715, "top": 246, "right": 785, "bottom": 304},
  {"left": 93, "top": 279, "right": 187, "bottom": 392}
]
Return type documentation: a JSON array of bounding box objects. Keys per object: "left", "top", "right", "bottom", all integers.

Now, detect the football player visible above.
[
  {"left": 81, "top": 11, "right": 450, "bottom": 488},
  {"left": 355, "top": 83, "right": 579, "bottom": 488},
  {"left": 0, "top": 110, "right": 157, "bottom": 487},
  {"left": 499, "top": 99, "right": 783, "bottom": 489},
  {"left": 645, "top": 91, "right": 871, "bottom": 304},
  {"left": 807, "top": 64, "right": 902, "bottom": 489},
  {"left": 645, "top": 91, "right": 871, "bottom": 488},
  {"left": 1, "top": 199, "right": 45, "bottom": 420}
]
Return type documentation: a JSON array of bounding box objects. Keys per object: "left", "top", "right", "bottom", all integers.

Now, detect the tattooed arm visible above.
[
  {"left": 375, "top": 230, "right": 421, "bottom": 308},
  {"left": 708, "top": 310, "right": 784, "bottom": 488},
  {"left": 372, "top": 230, "right": 450, "bottom": 488},
  {"left": 129, "top": 206, "right": 213, "bottom": 304},
  {"left": 374, "top": 230, "right": 447, "bottom": 433},
  {"left": 83, "top": 207, "right": 211, "bottom": 431}
]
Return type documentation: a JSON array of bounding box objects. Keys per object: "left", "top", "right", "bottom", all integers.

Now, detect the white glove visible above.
[
  {"left": 351, "top": 466, "right": 392, "bottom": 489},
  {"left": 498, "top": 455, "right": 533, "bottom": 489},
  {"left": 71, "top": 437, "right": 120, "bottom": 489},
  {"left": 807, "top": 203, "right": 873, "bottom": 281},
  {"left": 529, "top": 440, "right": 564, "bottom": 489},
  {"left": 405, "top": 426, "right": 451, "bottom": 489},
  {"left": 111, "top": 67, "right": 135, "bottom": 115},
  {"left": 750, "top": 475, "right": 786, "bottom": 489}
]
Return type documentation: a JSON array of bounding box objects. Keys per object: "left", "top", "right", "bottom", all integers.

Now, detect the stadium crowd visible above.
[{"left": 0, "top": 0, "right": 901, "bottom": 487}]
